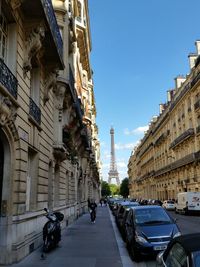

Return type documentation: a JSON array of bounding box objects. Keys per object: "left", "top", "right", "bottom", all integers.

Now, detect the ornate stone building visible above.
[
  {"left": 128, "top": 41, "right": 200, "bottom": 202},
  {"left": 0, "top": 0, "right": 100, "bottom": 264}
]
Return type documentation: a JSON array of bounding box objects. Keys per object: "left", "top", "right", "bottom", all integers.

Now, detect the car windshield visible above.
[
  {"left": 134, "top": 208, "right": 172, "bottom": 225},
  {"left": 167, "top": 201, "right": 175, "bottom": 204}
]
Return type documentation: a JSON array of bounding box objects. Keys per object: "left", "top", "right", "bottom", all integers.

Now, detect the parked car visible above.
[
  {"left": 116, "top": 201, "right": 139, "bottom": 230},
  {"left": 156, "top": 233, "right": 200, "bottom": 267},
  {"left": 125, "top": 205, "right": 181, "bottom": 262},
  {"left": 119, "top": 203, "right": 139, "bottom": 241},
  {"left": 162, "top": 200, "right": 175, "bottom": 210},
  {"left": 152, "top": 199, "right": 163, "bottom": 206}
]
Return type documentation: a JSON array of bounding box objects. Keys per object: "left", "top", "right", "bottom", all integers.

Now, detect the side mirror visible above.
[{"left": 156, "top": 251, "right": 164, "bottom": 265}]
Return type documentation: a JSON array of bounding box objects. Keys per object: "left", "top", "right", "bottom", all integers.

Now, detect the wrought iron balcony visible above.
[
  {"left": 20, "top": 0, "right": 64, "bottom": 68},
  {"left": 170, "top": 128, "right": 194, "bottom": 149},
  {"left": 171, "top": 153, "right": 195, "bottom": 169},
  {"left": 0, "top": 58, "right": 18, "bottom": 99},
  {"left": 29, "top": 98, "right": 41, "bottom": 125},
  {"left": 41, "top": 0, "right": 63, "bottom": 62},
  {"left": 73, "top": 99, "right": 84, "bottom": 123}
]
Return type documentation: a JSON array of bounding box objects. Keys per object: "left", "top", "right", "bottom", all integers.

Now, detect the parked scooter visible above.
[{"left": 41, "top": 208, "right": 64, "bottom": 257}]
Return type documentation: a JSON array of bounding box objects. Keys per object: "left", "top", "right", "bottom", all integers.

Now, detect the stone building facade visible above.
[
  {"left": 0, "top": 0, "right": 100, "bottom": 264},
  {"left": 128, "top": 41, "right": 200, "bottom": 202}
]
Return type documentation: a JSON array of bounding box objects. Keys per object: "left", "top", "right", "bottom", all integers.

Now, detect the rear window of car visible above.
[
  {"left": 165, "top": 243, "right": 187, "bottom": 267},
  {"left": 167, "top": 201, "right": 175, "bottom": 204},
  {"left": 134, "top": 208, "right": 172, "bottom": 225}
]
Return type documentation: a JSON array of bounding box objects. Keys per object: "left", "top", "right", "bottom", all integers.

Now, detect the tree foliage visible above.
[
  {"left": 120, "top": 178, "right": 129, "bottom": 198},
  {"left": 109, "top": 184, "right": 120, "bottom": 196},
  {"left": 101, "top": 181, "right": 111, "bottom": 196}
]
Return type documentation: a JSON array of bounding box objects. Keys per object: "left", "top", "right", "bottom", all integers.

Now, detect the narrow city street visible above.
[{"left": 9, "top": 206, "right": 157, "bottom": 267}]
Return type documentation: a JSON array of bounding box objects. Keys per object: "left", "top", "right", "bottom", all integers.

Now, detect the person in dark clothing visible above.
[
  {"left": 89, "top": 200, "right": 97, "bottom": 223},
  {"left": 87, "top": 198, "right": 91, "bottom": 211}
]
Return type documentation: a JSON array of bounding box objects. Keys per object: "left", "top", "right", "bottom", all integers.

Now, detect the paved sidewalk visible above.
[{"left": 11, "top": 207, "right": 124, "bottom": 267}]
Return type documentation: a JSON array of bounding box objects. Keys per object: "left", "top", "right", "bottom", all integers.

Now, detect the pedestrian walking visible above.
[
  {"left": 100, "top": 199, "right": 103, "bottom": 207},
  {"left": 89, "top": 199, "right": 97, "bottom": 223}
]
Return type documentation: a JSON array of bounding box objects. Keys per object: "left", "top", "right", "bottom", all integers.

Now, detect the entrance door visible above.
[{"left": 0, "top": 139, "right": 4, "bottom": 215}]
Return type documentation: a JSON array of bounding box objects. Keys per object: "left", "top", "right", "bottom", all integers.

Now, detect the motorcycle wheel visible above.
[{"left": 43, "top": 236, "right": 51, "bottom": 252}]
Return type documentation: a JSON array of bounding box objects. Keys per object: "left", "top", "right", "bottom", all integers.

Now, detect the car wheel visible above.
[{"left": 129, "top": 242, "right": 141, "bottom": 262}]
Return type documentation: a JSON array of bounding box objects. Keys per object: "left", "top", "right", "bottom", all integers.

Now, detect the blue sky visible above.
[{"left": 88, "top": 0, "right": 200, "bottom": 183}]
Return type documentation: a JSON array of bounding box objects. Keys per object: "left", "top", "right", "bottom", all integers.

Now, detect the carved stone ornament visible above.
[
  {"left": 0, "top": 96, "right": 16, "bottom": 126},
  {"left": 43, "top": 69, "right": 59, "bottom": 104},
  {"left": 53, "top": 82, "right": 66, "bottom": 109},
  {"left": 0, "top": 96, "right": 19, "bottom": 141},
  {"left": 23, "top": 26, "right": 45, "bottom": 77},
  {"left": 53, "top": 145, "right": 67, "bottom": 163},
  {"left": 10, "top": 0, "right": 23, "bottom": 9}
]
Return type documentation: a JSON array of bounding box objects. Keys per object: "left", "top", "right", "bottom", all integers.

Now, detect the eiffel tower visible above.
[{"left": 108, "top": 127, "right": 120, "bottom": 185}]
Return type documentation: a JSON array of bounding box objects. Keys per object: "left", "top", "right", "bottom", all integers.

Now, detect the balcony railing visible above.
[
  {"left": 29, "top": 98, "right": 41, "bottom": 125},
  {"left": 41, "top": 0, "right": 63, "bottom": 60},
  {"left": 0, "top": 58, "right": 18, "bottom": 99},
  {"left": 73, "top": 99, "right": 84, "bottom": 122},
  {"left": 170, "top": 128, "right": 194, "bottom": 149},
  {"left": 154, "top": 153, "right": 195, "bottom": 177},
  {"left": 68, "top": 64, "right": 76, "bottom": 100}
]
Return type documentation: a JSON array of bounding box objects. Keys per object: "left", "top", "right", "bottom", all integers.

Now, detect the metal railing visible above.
[
  {"left": 170, "top": 128, "right": 194, "bottom": 149},
  {"left": 0, "top": 58, "right": 18, "bottom": 98},
  {"left": 41, "top": 0, "right": 63, "bottom": 60},
  {"left": 29, "top": 97, "right": 41, "bottom": 125}
]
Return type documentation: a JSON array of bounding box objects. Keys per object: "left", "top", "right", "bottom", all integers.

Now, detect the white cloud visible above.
[
  {"left": 115, "top": 141, "right": 139, "bottom": 150},
  {"left": 124, "top": 125, "right": 149, "bottom": 135}
]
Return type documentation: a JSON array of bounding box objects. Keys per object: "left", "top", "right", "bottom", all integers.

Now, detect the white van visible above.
[{"left": 175, "top": 192, "right": 200, "bottom": 214}]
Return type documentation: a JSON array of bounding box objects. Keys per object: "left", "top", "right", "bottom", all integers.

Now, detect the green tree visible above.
[
  {"left": 101, "top": 181, "right": 111, "bottom": 196},
  {"left": 109, "top": 184, "right": 120, "bottom": 196},
  {"left": 120, "top": 178, "right": 129, "bottom": 198}
]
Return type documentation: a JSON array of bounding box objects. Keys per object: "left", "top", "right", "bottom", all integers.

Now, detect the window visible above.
[
  {"left": 26, "top": 148, "right": 38, "bottom": 211},
  {"left": 30, "top": 68, "right": 40, "bottom": 106},
  {"left": 0, "top": 12, "right": 8, "bottom": 61},
  {"left": 165, "top": 243, "right": 187, "bottom": 267}
]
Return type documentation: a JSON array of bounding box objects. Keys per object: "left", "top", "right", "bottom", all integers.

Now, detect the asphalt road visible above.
[{"left": 168, "top": 210, "right": 200, "bottom": 234}]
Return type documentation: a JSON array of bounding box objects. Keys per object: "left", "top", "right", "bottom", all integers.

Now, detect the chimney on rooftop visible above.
[
  {"left": 159, "top": 103, "right": 165, "bottom": 114},
  {"left": 188, "top": 53, "right": 197, "bottom": 69},
  {"left": 167, "top": 90, "right": 175, "bottom": 102},
  {"left": 174, "top": 76, "right": 186, "bottom": 89},
  {"left": 195, "top": 40, "right": 200, "bottom": 55}
]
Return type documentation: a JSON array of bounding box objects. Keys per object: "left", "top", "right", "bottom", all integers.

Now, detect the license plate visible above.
[{"left": 154, "top": 245, "right": 167, "bottom": 251}]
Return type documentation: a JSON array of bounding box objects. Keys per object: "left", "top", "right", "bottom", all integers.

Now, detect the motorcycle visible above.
[{"left": 42, "top": 208, "right": 64, "bottom": 255}]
